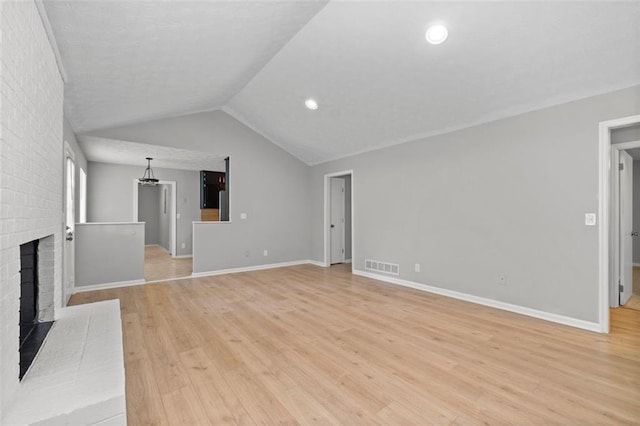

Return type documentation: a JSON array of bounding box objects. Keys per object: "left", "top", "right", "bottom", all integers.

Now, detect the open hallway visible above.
[
  {"left": 144, "top": 246, "right": 192, "bottom": 283},
  {"left": 70, "top": 264, "right": 640, "bottom": 425}
]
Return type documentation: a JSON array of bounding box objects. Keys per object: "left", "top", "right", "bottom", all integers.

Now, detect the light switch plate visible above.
[
  {"left": 240, "top": 213, "right": 247, "bottom": 219},
  {"left": 585, "top": 213, "right": 597, "bottom": 226}
]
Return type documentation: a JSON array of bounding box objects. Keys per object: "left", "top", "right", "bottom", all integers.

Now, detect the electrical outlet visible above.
[
  {"left": 263, "top": 250, "right": 268, "bottom": 256},
  {"left": 240, "top": 213, "right": 247, "bottom": 219},
  {"left": 414, "top": 263, "right": 420, "bottom": 272},
  {"left": 181, "top": 243, "right": 185, "bottom": 249},
  {"left": 244, "top": 250, "right": 249, "bottom": 257},
  {"left": 497, "top": 274, "right": 507, "bottom": 285},
  {"left": 176, "top": 213, "right": 181, "bottom": 219}
]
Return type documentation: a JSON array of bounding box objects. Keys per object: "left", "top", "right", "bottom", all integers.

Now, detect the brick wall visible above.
[{"left": 0, "top": 0, "right": 64, "bottom": 418}]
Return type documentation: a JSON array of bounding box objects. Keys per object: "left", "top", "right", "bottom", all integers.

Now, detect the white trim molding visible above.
[
  {"left": 307, "top": 260, "right": 328, "bottom": 268},
  {"left": 353, "top": 269, "right": 601, "bottom": 333},
  {"left": 73, "top": 260, "right": 320, "bottom": 293},
  {"left": 191, "top": 260, "right": 312, "bottom": 278},
  {"left": 73, "top": 279, "right": 145, "bottom": 294}
]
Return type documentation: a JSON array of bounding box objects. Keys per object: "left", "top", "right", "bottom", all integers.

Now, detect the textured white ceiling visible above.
[
  {"left": 44, "top": 0, "right": 328, "bottom": 132},
  {"left": 227, "top": 1, "right": 640, "bottom": 164},
  {"left": 48, "top": 1, "right": 640, "bottom": 165},
  {"left": 79, "top": 136, "right": 226, "bottom": 172}
]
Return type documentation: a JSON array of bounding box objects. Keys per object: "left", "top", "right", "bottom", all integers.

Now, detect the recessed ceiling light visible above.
[
  {"left": 426, "top": 24, "right": 448, "bottom": 45},
  {"left": 305, "top": 99, "right": 318, "bottom": 110}
]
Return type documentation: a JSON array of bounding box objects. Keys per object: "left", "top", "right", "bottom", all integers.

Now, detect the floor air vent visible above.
[{"left": 365, "top": 259, "right": 399, "bottom": 275}]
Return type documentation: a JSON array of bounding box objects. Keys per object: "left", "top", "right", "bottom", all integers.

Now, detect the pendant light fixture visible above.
[{"left": 139, "top": 157, "right": 159, "bottom": 186}]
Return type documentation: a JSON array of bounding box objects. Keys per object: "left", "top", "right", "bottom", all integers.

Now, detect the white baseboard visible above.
[
  {"left": 73, "top": 260, "right": 319, "bottom": 293},
  {"left": 307, "top": 260, "right": 328, "bottom": 267},
  {"left": 352, "top": 269, "right": 602, "bottom": 333},
  {"left": 173, "top": 254, "right": 193, "bottom": 259},
  {"left": 191, "top": 260, "right": 312, "bottom": 278},
  {"left": 74, "top": 279, "right": 146, "bottom": 294},
  {"left": 344, "top": 259, "right": 352, "bottom": 264}
]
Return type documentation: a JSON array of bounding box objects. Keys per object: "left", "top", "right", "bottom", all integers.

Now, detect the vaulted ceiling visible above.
[{"left": 45, "top": 1, "right": 640, "bottom": 165}]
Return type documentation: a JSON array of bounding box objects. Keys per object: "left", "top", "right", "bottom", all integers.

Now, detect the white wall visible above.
[
  {"left": 309, "top": 85, "right": 640, "bottom": 324},
  {"left": 87, "top": 162, "right": 199, "bottom": 257},
  {"left": 0, "top": 1, "right": 64, "bottom": 419},
  {"left": 86, "top": 110, "right": 311, "bottom": 270}
]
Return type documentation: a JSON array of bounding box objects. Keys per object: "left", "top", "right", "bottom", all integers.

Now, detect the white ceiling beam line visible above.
[{"left": 34, "top": 0, "right": 68, "bottom": 84}]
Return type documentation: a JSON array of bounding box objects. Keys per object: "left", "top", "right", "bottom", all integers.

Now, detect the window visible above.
[
  {"left": 65, "top": 157, "right": 75, "bottom": 231},
  {"left": 79, "top": 167, "right": 87, "bottom": 223}
]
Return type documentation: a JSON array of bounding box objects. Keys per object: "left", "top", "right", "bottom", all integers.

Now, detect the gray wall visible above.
[
  {"left": 75, "top": 223, "right": 145, "bottom": 287},
  {"left": 87, "top": 110, "right": 311, "bottom": 269},
  {"left": 158, "top": 184, "right": 172, "bottom": 252},
  {"left": 309, "top": 85, "right": 640, "bottom": 323},
  {"left": 633, "top": 160, "right": 640, "bottom": 265},
  {"left": 86, "top": 162, "right": 200, "bottom": 256},
  {"left": 612, "top": 123, "right": 640, "bottom": 144},
  {"left": 138, "top": 185, "right": 160, "bottom": 245}
]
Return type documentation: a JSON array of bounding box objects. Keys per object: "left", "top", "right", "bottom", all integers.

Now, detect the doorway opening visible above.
[
  {"left": 63, "top": 143, "right": 75, "bottom": 305},
  {"left": 600, "top": 114, "right": 640, "bottom": 332},
  {"left": 610, "top": 138, "right": 640, "bottom": 311},
  {"left": 132, "top": 180, "right": 192, "bottom": 282},
  {"left": 324, "top": 170, "right": 354, "bottom": 268}
]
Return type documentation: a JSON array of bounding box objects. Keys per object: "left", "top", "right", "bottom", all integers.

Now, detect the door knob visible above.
[
  {"left": 330, "top": 224, "right": 335, "bottom": 228},
  {"left": 632, "top": 232, "right": 639, "bottom": 237}
]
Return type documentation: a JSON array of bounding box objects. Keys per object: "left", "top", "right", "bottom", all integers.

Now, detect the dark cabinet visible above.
[{"left": 200, "top": 171, "right": 226, "bottom": 209}]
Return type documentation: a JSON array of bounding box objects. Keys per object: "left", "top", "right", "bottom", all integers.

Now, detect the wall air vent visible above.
[{"left": 365, "top": 259, "right": 400, "bottom": 276}]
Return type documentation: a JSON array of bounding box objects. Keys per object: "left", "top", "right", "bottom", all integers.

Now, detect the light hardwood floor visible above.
[
  {"left": 70, "top": 264, "right": 640, "bottom": 425},
  {"left": 144, "top": 245, "right": 192, "bottom": 282}
]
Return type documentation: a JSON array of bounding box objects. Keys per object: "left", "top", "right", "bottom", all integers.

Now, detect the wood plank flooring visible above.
[
  {"left": 70, "top": 264, "right": 640, "bottom": 425},
  {"left": 144, "top": 245, "right": 192, "bottom": 282}
]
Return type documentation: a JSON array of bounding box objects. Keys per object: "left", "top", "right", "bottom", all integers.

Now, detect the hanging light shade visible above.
[{"left": 139, "top": 157, "right": 159, "bottom": 186}]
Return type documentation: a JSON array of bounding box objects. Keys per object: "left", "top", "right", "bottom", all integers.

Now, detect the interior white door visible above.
[
  {"left": 63, "top": 153, "right": 76, "bottom": 305},
  {"left": 619, "top": 150, "right": 633, "bottom": 305},
  {"left": 330, "top": 177, "right": 345, "bottom": 264}
]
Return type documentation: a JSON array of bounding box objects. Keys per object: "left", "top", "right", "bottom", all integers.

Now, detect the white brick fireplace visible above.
[{"left": 0, "top": 0, "right": 64, "bottom": 419}]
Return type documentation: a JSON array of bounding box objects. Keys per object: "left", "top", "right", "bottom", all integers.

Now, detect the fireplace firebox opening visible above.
[{"left": 19, "top": 240, "right": 54, "bottom": 380}]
